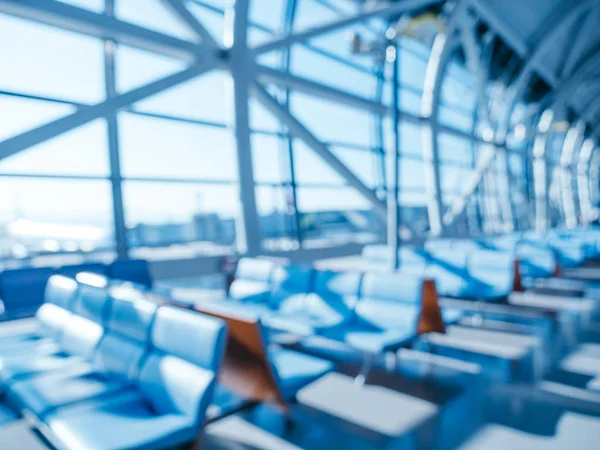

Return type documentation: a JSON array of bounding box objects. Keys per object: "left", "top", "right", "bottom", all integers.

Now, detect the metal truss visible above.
[{"left": 1, "top": 0, "right": 599, "bottom": 258}]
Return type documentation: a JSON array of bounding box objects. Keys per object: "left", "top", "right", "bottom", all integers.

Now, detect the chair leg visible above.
[{"left": 354, "top": 353, "right": 374, "bottom": 386}]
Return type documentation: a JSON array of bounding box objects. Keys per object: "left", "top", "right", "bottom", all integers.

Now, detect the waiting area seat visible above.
[
  {"left": 0, "top": 273, "right": 229, "bottom": 450},
  {"left": 0, "top": 259, "right": 153, "bottom": 323}
]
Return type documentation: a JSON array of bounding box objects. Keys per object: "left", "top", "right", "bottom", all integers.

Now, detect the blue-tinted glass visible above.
[
  {"left": 0, "top": 178, "right": 114, "bottom": 257},
  {"left": 250, "top": 0, "right": 285, "bottom": 31},
  {"left": 187, "top": 2, "right": 225, "bottom": 43},
  {"left": 290, "top": 92, "right": 372, "bottom": 146},
  {"left": 399, "top": 89, "right": 422, "bottom": 115},
  {"left": 133, "top": 70, "right": 228, "bottom": 123},
  {"left": 115, "top": 0, "right": 196, "bottom": 40},
  {"left": 123, "top": 181, "right": 238, "bottom": 226},
  {"left": 399, "top": 46, "right": 428, "bottom": 91},
  {"left": 0, "top": 96, "right": 75, "bottom": 142},
  {"left": 438, "top": 133, "right": 473, "bottom": 165},
  {"left": 118, "top": 113, "right": 236, "bottom": 181},
  {"left": 0, "top": 120, "right": 109, "bottom": 176},
  {"left": 252, "top": 134, "right": 290, "bottom": 184},
  {"left": 0, "top": 14, "right": 104, "bottom": 103},
  {"left": 331, "top": 147, "right": 379, "bottom": 188},
  {"left": 293, "top": 141, "right": 345, "bottom": 186},
  {"left": 291, "top": 45, "right": 375, "bottom": 98},
  {"left": 116, "top": 45, "right": 186, "bottom": 93}
]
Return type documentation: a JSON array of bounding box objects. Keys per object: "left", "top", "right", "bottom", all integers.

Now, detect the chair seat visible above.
[
  {"left": 442, "top": 308, "right": 463, "bottom": 325},
  {"left": 46, "top": 395, "right": 196, "bottom": 450},
  {"left": 0, "top": 338, "right": 58, "bottom": 360},
  {"left": 268, "top": 348, "right": 334, "bottom": 399},
  {"left": 322, "top": 325, "right": 415, "bottom": 354},
  {"left": 0, "top": 352, "right": 89, "bottom": 383},
  {"left": 263, "top": 311, "right": 348, "bottom": 336},
  {"left": 9, "top": 370, "right": 131, "bottom": 417}
]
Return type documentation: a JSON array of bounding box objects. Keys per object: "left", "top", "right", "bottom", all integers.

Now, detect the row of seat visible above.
[
  {"left": 0, "top": 273, "right": 336, "bottom": 449},
  {"left": 211, "top": 258, "right": 455, "bottom": 354},
  {"left": 363, "top": 246, "right": 517, "bottom": 301},
  {"left": 0, "top": 274, "right": 224, "bottom": 449},
  {"left": 0, "top": 259, "right": 152, "bottom": 322}
]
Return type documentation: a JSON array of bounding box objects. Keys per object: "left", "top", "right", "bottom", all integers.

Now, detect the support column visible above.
[
  {"left": 105, "top": 0, "right": 128, "bottom": 258},
  {"left": 421, "top": 33, "right": 456, "bottom": 236},
  {"left": 225, "top": 0, "right": 261, "bottom": 256},
  {"left": 388, "top": 42, "right": 401, "bottom": 269},
  {"left": 532, "top": 109, "right": 554, "bottom": 232}
]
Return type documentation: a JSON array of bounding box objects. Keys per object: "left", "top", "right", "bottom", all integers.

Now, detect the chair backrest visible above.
[
  {"left": 58, "top": 263, "right": 107, "bottom": 279},
  {"left": 269, "top": 264, "right": 313, "bottom": 310},
  {"left": 108, "top": 259, "right": 152, "bottom": 288},
  {"left": 548, "top": 240, "right": 586, "bottom": 268},
  {"left": 138, "top": 307, "right": 226, "bottom": 419},
  {"left": 516, "top": 241, "right": 557, "bottom": 278},
  {"left": 36, "top": 275, "right": 79, "bottom": 341},
  {"left": 59, "top": 282, "right": 111, "bottom": 360},
  {"left": 355, "top": 272, "right": 425, "bottom": 331},
  {"left": 361, "top": 245, "right": 390, "bottom": 270},
  {"left": 93, "top": 293, "right": 157, "bottom": 381},
  {"left": 424, "top": 249, "right": 470, "bottom": 298},
  {"left": 0, "top": 267, "right": 55, "bottom": 316},
  {"left": 398, "top": 248, "right": 429, "bottom": 275},
  {"left": 466, "top": 249, "right": 515, "bottom": 297},
  {"left": 228, "top": 258, "right": 276, "bottom": 302}
]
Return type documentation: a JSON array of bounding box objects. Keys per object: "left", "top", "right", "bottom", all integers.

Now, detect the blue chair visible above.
[
  {"left": 0, "top": 275, "right": 79, "bottom": 356},
  {"left": 322, "top": 273, "right": 431, "bottom": 354},
  {"left": 0, "top": 280, "right": 111, "bottom": 384},
  {"left": 108, "top": 259, "right": 152, "bottom": 288},
  {"left": 263, "top": 270, "right": 360, "bottom": 335},
  {"left": 0, "top": 267, "right": 55, "bottom": 321},
  {"left": 44, "top": 306, "right": 227, "bottom": 450},
  {"left": 8, "top": 291, "right": 159, "bottom": 418},
  {"left": 228, "top": 257, "right": 276, "bottom": 303},
  {"left": 425, "top": 249, "right": 471, "bottom": 299},
  {"left": 464, "top": 249, "right": 516, "bottom": 301}
]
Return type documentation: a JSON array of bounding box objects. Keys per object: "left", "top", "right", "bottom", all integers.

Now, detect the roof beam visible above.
[
  {"left": 0, "top": 61, "right": 216, "bottom": 161},
  {"left": 250, "top": 81, "right": 386, "bottom": 218},
  {"left": 160, "top": 0, "right": 220, "bottom": 49},
  {"left": 0, "top": 0, "right": 202, "bottom": 61},
  {"left": 255, "top": 64, "right": 388, "bottom": 115},
  {"left": 252, "top": 0, "right": 441, "bottom": 55}
]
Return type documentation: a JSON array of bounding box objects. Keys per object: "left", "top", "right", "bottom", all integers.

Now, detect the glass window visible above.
[
  {"left": 187, "top": 2, "right": 225, "bottom": 44},
  {"left": 399, "top": 47, "right": 428, "bottom": 91},
  {"left": 0, "top": 178, "right": 114, "bottom": 260},
  {"left": 438, "top": 133, "right": 473, "bottom": 165},
  {"left": 123, "top": 181, "right": 238, "bottom": 251},
  {"left": 250, "top": 0, "right": 285, "bottom": 31},
  {"left": 118, "top": 113, "right": 236, "bottom": 181},
  {"left": 0, "top": 95, "right": 76, "bottom": 142},
  {"left": 399, "top": 89, "right": 422, "bottom": 116},
  {"left": 251, "top": 134, "right": 290, "bottom": 184},
  {"left": 0, "top": 120, "right": 109, "bottom": 177},
  {"left": 0, "top": 14, "right": 104, "bottom": 103},
  {"left": 291, "top": 45, "right": 376, "bottom": 98},
  {"left": 331, "top": 147, "right": 379, "bottom": 188},
  {"left": 290, "top": 93, "right": 373, "bottom": 147},
  {"left": 115, "top": 0, "right": 196, "bottom": 41},
  {"left": 115, "top": 45, "right": 186, "bottom": 93},
  {"left": 133, "top": 71, "right": 229, "bottom": 123},
  {"left": 293, "top": 141, "right": 345, "bottom": 186}
]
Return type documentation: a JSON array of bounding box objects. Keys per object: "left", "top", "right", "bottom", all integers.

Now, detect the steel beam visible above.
[
  {"left": 251, "top": 81, "right": 387, "bottom": 218},
  {"left": 421, "top": 33, "right": 458, "bottom": 236},
  {"left": 560, "top": 121, "right": 586, "bottom": 228},
  {"left": 252, "top": 0, "right": 442, "bottom": 55},
  {"left": 255, "top": 64, "right": 388, "bottom": 115},
  {"left": 532, "top": 109, "right": 555, "bottom": 232},
  {"left": 0, "top": 62, "right": 217, "bottom": 161},
  {"left": 0, "top": 0, "right": 203, "bottom": 61},
  {"left": 226, "top": 0, "right": 262, "bottom": 256},
  {"left": 105, "top": 0, "right": 128, "bottom": 259},
  {"left": 160, "top": 0, "right": 220, "bottom": 48},
  {"left": 577, "top": 139, "right": 596, "bottom": 223}
]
